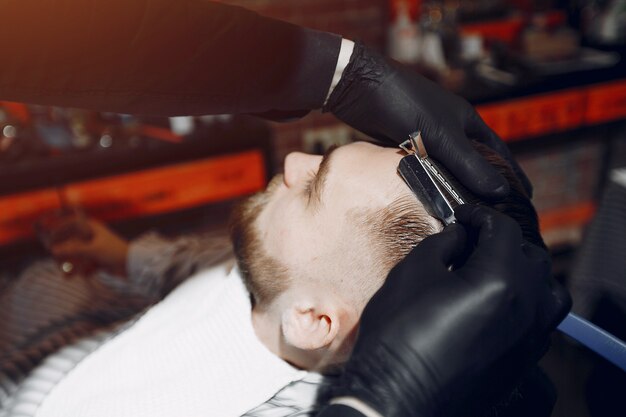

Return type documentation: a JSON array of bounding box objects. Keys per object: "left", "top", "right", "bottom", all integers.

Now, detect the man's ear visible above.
[{"left": 281, "top": 303, "right": 340, "bottom": 351}]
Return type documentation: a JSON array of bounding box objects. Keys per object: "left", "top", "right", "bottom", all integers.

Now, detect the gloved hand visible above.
[
  {"left": 324, "top": 42, "right": 531, "bottom": 200},
  {"left": 320, "top": 205, "right": 571, "bottom": 417}
]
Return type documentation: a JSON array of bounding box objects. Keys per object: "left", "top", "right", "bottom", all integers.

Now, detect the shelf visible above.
[
  {"left": 476, "top": 79, "right": 626, "bottom": 141},
  {"left": 460, "top": 11, "right": 567, "bottom": 45},
  {"left": 0, "top": 115, "right": 273, "bottom": 196},
  {"left": 0, "top": 150, "right": 267, "bottom": 246}
]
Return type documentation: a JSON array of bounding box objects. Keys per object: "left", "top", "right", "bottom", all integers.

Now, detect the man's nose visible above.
[{"left": 284, "top": 152, "right": 323, "bottom": 188}]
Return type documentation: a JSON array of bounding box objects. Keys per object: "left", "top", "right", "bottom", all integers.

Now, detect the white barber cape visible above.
[{"left": 35, "top": 264, "right": 311, "bottom": 417}]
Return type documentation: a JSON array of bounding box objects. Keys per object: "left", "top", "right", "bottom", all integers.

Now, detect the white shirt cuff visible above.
[
  {"left": 330, "top": 397, "right": 385, "bottom": 417},
  {"left": 324, "top": 38, "right": 355, "bottom": 105}
]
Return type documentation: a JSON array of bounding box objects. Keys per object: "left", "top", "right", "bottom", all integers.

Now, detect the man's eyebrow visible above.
[{"left": 309, "top": 145, "right": 338, "bottom": 207}]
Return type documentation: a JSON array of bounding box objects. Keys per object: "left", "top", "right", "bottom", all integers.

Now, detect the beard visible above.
[
  {"left": 230, "top": 174, "right": 283, "bottom": 249},
  {"left": 229, "top": 174, "right": 289, "bottom": 307}
]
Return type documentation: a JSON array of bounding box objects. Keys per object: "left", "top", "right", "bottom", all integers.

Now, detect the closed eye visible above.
[
  {"left": 303, "top": 171, "right": 316, "bottom": 202},
  {"left": 301, "top": 145, "right": 337, "bottom": 208}
]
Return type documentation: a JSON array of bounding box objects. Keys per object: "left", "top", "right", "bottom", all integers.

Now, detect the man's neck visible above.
[{"left": 251, "top": 308, "right": 281, "bottom": 356}]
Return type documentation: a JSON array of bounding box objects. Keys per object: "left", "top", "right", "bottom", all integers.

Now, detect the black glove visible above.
[
  {"left": 324, "top": 42, "right": 532, "bottom": 200},
  {"left": 319, "top": 205, "right": 571, "bottom": 417}
]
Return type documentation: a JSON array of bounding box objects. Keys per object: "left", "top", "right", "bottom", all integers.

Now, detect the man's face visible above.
[{"left": 241, "top": 141, "right": 436, "bottom": 306}]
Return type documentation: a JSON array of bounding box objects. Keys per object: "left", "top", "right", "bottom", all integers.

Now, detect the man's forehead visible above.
[{"left": 321, "top": 143, "right": 409, "bottom": 208}]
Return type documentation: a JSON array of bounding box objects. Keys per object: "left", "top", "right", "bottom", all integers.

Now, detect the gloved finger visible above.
[
  {"left": 510, "top": 160, "right": 533, "bottom": 199},
  {"left": 541, "top": 278, "right": 572, "bottom": 332},
  {"left": 521, "top": 240, "right": 550, "bottom": 263},
  {"left": 508, "top": 279, "right": 571, "bottom": 370},
  {"left": 382, "top": 223, "right": 468, "bottom": 294},
  {"left": 465, "top": 112, "right": 534, "bottom": 197},
  {"left": 363, "top": 224, "right": 467, "bottom": 328},
  {"left": 455, "top": 204, "right": 523, "bottom": 252},
  {"left": 414, "top": 222, "right": 468, "bottom": 268},
  {"left": 426, "top": 130, "right": 510, "bottom": 201},
  {"left": 521, "top": 242, "right": 553, "bottom": 289},
  {"left": 511, "top": 280, "right": 572, "bottom": 375}
]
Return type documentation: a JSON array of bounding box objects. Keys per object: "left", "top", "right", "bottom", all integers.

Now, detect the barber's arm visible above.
[
  {"left": 0, "top": 0, "right": 340, "bottom": 117},
  {"left": 1, "top": 1, "right": 521, "bottom": 200},
  {"left": 315, "top": 205, "right": 571, "bottom": 417}
]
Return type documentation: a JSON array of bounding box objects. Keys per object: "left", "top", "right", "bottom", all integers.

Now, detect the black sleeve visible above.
[{"left": 0, "top": 0, "right": 341, "bottom": 116}]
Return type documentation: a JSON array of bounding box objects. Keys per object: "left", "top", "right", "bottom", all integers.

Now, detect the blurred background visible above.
[{"left": 1, "top": 1, "right": 625, "bottom": 415}]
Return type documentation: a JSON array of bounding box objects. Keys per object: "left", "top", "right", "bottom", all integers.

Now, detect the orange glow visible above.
[
  {"left": 0, "top": 150, "right": 266, "bottom": 245},
  {"left": 539, "top": 201, "right": 596, "bottom": 233},
  {"left": 585, "top": 80, "right": 626, "bottom": 124},
  {"left": 477, "top": 89, "right": 586, "bottom": 141},
  {"left": 477, "top": 80, "right": 626, "bottom": 141},
  {"left": 0, "top": 101, "right": 31, "bottom": 123}
]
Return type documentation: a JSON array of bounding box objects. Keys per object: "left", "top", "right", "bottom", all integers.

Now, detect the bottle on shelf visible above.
[{"left": 388, "top": 0, "right": 422, "bottom": 64}]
